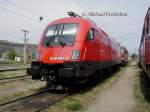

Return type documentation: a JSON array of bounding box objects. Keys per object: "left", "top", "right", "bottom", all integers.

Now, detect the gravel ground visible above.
[
  {"left": 0, "top": 78, "right": 46, "bottom": 104},
  {"left": 85, "top": 62, "right": 136, "bottom": 112}
]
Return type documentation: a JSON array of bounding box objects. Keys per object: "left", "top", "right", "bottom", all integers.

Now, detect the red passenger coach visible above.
[
  {"left": 121, "top": 47, "right": 128, "bottom": 65},
  {"left": 27, "top": 12, "right": 122, "bottom": 87},
  {"left": 139, "top": 7, "right": 150, "bottom": 76}
]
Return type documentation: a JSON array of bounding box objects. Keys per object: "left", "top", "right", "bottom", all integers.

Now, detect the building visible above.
[{"left": 0, "top": 40, "right": 37, "bottom": 61}]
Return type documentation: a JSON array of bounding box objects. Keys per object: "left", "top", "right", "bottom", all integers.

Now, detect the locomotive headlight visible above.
[{"left": 72, "top": 50, "right": 80, "bottom": 60}]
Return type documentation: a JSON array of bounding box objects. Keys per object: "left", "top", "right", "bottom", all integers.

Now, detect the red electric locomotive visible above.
[
  {"left": 120, "top": 47, "right": 128, "bottom": 65},
  {"left": 27, "top": 12, "right": 121, "bottom": 87},
  {"left": 139, "top": 7, "right": 150, "bottom": 77}
]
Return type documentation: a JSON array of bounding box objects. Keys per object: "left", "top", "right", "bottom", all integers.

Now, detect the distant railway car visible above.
[
  {"left": 139, "top": 7, "right": 150, "bottom": 76},
  {"left": 120, "top": 47, "right": 128, "bottom": 65},
  {"left": 27, "top": 12, "right": 122, "bottom": 88}
]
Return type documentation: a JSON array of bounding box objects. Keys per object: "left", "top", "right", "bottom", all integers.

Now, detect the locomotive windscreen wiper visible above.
[
  {"left": 58, "top": 39, "right": 66, "bottom": 46},
  {"left": 43, "top": 37, "right": 55, "bottom": 47},
  {"left": 43, "top": 23, "right": 78, "bottom": 47},
  {"left": 57, "top": 35, "right": 66, "bottom": 46}
]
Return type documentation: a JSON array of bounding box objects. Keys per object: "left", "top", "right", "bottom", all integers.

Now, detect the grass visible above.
[
  {"left": 0, "top": 91, "right": 26, "bottom": 103},
  {"left": 43, "top": 65, "right": 128, "bottom": 112},
  {"left": 0, "top": 76, "right": 35, "bottom": 89},
  {"left": 61, "top": 98, "right": 82, "bottom": 110},
  {"left": 0, "top": 76, "right": 46, "bottom": 103},
  {"left": 0, "top": 60, "right": 31, "bottom": 65},
  {"left": 0, "top": 70, "right": 26, "bottom": 78},
  {"left": 0, "top": 85, "right": 44, "bottom": 104},
  {"left": 133, "top": 68, "right": 150, "bottom": 112},
  {"left": 0, "top": 60, "right": 22, "bottom": 64}
]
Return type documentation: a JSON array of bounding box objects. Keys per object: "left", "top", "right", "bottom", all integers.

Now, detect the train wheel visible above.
[
  {"left": 96, "top": 70, "right": 104, "bottom": 82},
  {"left": 46, "top": 80, "right": 56, "bottom": 89},
  {"left": 138, "top": 62, "right": 142, "bottom": 68},
  {"left": 46, "top": 80, "right": 65, "bottom": 91}
]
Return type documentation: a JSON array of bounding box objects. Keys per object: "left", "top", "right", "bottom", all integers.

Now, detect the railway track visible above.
[
  {"left": 0, "top": 75, "right": 31, "bottom": 83},
  {"left": 0, "top": 67, "right": 28, "bottom": 72},
  {"left": 0, "top": 88, "right": 67, "bottom": 112},
  {"left": 0, "top": 64, "right": 29, "bottom": 68}
]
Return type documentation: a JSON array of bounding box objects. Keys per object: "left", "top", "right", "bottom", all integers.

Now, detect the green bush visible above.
[
  {"left": 62, "top": 98, "right": 82, "bottom": 110},
  {"left": 2, "top": 51, "right": 17, "bottom": 60}
]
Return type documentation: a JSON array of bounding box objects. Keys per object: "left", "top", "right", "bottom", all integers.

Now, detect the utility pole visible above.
[{"left": 21, "top": 29, "right": 30, "bottom": 64}]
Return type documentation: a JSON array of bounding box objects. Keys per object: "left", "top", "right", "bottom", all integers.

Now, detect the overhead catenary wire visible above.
[
  {"left": 0, "top": 2, "right": 47, "bottom": 44},
  {"left": 73, "top": 0, "right": 113, "bottom": 35},
  {"left": 73, "top": 0, "right": 130, "bottom": 49},
  {"left": 0, "top": 0, "right": 49, "bottom": 23},
  {"left": 5, "top": 0, "right": 41, "bottom": 17},
  {"left": 82, "top": 0, "right": 113, "bottom": 35},
  {"left": 80, "top": 0, "right": 137, "bottom": 44},
  {"left": 81, "top": 0, "right": 95, "bottom": 12},
  {"left": 74, "top": 0, "right": 87, "bottom": 12},
  {"left": 4, "top": 0, "right": 50, "bottom": 22},
  {"left": 0, "top": 6, "right": 39, "bottom": 22}
]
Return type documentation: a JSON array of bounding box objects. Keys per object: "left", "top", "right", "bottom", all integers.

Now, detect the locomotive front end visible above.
[{"left": 26, "top": 18, "right": 89, "bottom": 86}]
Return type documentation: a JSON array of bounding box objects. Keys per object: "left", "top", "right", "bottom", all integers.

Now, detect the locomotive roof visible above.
[
  {"left": 49, "top": 17, "right": 90, "bottom": 24},
  {"left": 48, "top": 17, "right": 108, "bottom": 35}
]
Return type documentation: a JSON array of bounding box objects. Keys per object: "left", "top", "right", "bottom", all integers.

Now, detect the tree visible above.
[
  {"left": 131, "top": 53, "right": 137, "bottom": 60},
  {"left": 8, "top": 51, "right": 16, "bottom": 59},
  {"left": 2, "top": 51, "right": 16, "bottom": 60}
]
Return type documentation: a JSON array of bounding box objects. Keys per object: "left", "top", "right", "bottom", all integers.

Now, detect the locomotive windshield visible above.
[{"left": 43, "top": 23, "right": 78, "bottom": 46}]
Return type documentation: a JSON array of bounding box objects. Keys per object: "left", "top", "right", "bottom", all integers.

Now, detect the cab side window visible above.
[
  {"left": 144, "top": 16, "right": 150, "bottom": 36},
  {"left": 146, "top": 16, "right": 149, "bottom": 35},
  {"left": 87, "top": 29, "right": 94, "bottom": 40}
]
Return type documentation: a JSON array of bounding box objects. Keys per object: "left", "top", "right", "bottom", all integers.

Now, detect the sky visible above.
[{"left": 0, "top": 0, "right": 149, "bottom": 54}]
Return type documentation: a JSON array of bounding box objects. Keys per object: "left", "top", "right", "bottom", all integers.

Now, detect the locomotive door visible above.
[{"left": 86, "top": 29, "right": 100, "bottom": 61}]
